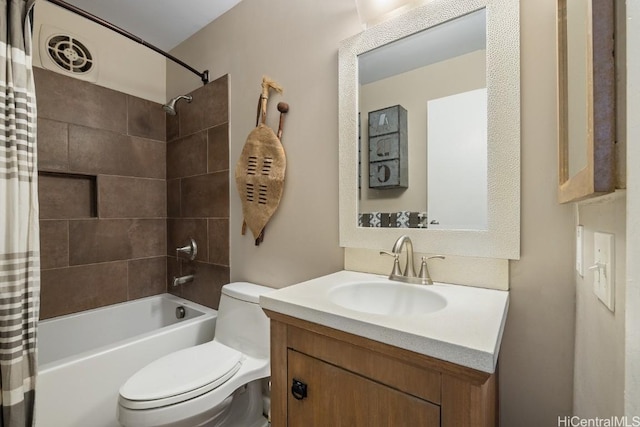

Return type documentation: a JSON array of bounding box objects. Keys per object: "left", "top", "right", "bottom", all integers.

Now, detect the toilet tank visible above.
[{"left": 214, "top": 282, "right": 273, "bottom": 359}]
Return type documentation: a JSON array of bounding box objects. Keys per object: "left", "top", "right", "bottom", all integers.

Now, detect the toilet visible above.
[{"left": 117, "top": 282, "right": 272, "bottom": 427}]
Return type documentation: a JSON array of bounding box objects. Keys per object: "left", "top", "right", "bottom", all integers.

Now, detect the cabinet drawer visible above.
[
  {"left": 288, "top": 350, "right": 440, "bottom": 427},
  {"left": 288, "top": 325, "right": 440, "bottom": 404}
]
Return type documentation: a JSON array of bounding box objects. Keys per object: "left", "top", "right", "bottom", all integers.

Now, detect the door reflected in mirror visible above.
[{"left": 357, "top": 9, "right": 488, "bottom": 230}]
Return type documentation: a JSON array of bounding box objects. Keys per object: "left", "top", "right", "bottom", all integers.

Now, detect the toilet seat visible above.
[{"left": 119, "top": 341, "right": 242, "bottom": 410}]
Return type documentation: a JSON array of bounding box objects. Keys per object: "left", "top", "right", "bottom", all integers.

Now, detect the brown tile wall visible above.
[
  {"left": 35, "top": 68, "right": 168, "bottom": 319},
  {"left": 36, "top": 68, "right": 231, "bottom": 318},
  {"left": 166, "top": 75, "right": 230, "bottom": 309}
]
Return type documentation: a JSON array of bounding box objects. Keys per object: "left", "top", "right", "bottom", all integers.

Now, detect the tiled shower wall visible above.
[
  {"left": 166, "top": 76, "right": 230, "bottom": 308},
  {"left": 35, "top": 68, "right": 230, "bottom": 319}
]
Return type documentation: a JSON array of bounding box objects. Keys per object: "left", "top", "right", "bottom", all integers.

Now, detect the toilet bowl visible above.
[{"left": 117, "top": 282, "right": 272, "bottom": 427}]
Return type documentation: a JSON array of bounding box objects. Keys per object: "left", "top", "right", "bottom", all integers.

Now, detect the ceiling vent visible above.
[{"left": 39, "top": 25, "right": 99, "bottom": 82}]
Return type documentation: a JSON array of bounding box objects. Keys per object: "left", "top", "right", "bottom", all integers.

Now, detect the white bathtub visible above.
[{"left": 36, "top": 294, "right": 217, "bottom": 427}]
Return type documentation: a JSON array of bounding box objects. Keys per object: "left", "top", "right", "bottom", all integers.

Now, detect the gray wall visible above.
[
  {"left": 570, "top": 2, "right": 629, "bottom": 417},
  {"left": 167, "top": 0, "right": 353, "bottom": 288},
  {"left": 497, "top": 1, "right": 576, "bottom": 424},
  {"left": 166, "top": 0, "right": 577, "bottom": 424},
  {"left": 626, "top": 0, "right": 640, "bottom": 415},
  {"left": 572, "top": 197, "right": 626, "bottom": 417}
]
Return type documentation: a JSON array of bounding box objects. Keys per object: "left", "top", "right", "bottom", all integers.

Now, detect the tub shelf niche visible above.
[{"left": 38, "top": 171, "right": 97, "bottom": 219}]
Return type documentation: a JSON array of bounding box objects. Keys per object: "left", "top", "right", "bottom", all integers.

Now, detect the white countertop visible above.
[{"left": 259, "top": 270, "right": 509, "bottom": 373}]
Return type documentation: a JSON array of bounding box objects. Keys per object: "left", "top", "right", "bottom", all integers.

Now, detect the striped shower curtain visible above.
[{"left": 0, "top": 0, "right": 39, "bottom": 426}]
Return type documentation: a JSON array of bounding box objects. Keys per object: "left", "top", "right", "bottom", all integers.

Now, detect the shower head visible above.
[{"left": 163, "top": 94, "right": 193, "bottom": 115}]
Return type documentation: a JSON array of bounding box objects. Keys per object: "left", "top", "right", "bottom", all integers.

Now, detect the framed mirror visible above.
[
  {"left": 339, "top": 0, "right": 520, "bottom": 260},
  {"left": 358, "top": 9, "right": 487, "bottom": 230},
  {"left": 557, "top": 0, "right": 615, "bottom": 203}
]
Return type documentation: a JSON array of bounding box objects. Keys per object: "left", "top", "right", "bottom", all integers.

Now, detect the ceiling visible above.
[{"left": 62, "top": 0, "right": 243, "bottom": 51}]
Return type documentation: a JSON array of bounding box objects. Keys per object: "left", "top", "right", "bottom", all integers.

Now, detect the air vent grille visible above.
[{"left": 46, "top": 34, "right": 94, "bottom": 74}]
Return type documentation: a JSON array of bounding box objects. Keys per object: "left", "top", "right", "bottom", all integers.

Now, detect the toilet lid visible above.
[{"left": 120, "top": 341, "right": 242, "bottom": 406}]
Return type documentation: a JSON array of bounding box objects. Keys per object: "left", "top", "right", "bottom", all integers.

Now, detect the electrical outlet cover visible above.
[
  {"left": 576, "top": 225, "right": 584, "bottom": 276},
  {"left": 593, "top": 232, "right": 615, "bottom": 311}
]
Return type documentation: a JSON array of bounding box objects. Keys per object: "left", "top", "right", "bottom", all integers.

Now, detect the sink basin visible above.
[{"left": 328, "top": 281, "right": 447, "bottom": 316}]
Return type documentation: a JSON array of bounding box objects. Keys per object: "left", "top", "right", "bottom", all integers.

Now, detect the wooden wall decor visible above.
[{"left": 557, "top": 0, "right": 616, "bottom": 203}]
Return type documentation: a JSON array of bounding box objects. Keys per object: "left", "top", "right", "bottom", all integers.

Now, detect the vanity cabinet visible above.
[{"left": 265, "top": 310, "right": 498, "bottom": 427}]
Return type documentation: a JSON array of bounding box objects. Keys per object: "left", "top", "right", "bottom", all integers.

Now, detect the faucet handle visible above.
[
  {"left": 418, "top": 256, "right": 445, "bottom": 285},
  {"left": 176, "top": 238, "right": 198, "bottom": 261},
  {"left": 380, "top": 251, "right": 403, "bottom": 277},
  {"left": 418, "top": 257, "right": 429, "bottom": 280}
]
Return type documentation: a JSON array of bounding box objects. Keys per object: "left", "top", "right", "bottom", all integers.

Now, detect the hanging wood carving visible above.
[{"left": 235, "top": 76, "right": 289, "bottom": 245}]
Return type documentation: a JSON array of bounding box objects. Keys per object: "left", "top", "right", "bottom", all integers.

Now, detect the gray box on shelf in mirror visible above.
[{"left": 368, "top": 105, "right": 408, "bottom": 189}]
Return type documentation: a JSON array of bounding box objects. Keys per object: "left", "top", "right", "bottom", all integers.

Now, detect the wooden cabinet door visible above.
[{"left": 287, "top": 350, "right": 440, "bottom": 427}]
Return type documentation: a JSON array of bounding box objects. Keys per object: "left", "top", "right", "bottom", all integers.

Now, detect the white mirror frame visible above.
[{"left": 339, "top": 0, "right": 520, "bottom": 260}]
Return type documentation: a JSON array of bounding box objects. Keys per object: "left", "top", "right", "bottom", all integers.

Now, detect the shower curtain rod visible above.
[{"left": 45, "top": 0, "right": 209, "bottom": 85}]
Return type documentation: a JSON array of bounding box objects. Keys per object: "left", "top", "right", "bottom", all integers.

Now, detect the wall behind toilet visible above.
[{"left": 166, "top": 0, "right": 577, "bottom": 425}]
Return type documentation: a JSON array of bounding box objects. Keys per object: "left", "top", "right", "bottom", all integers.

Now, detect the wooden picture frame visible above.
[{"left": 557, "top": 0, "right": 616, "bottom": 203}]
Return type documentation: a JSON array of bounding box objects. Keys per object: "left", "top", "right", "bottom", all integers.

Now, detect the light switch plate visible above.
[
  {"left": 593, "top": 232, "right": 615, "bottom": 312},
  {"left": 576, "top": 225, "right": 584, "bottom": 276}
]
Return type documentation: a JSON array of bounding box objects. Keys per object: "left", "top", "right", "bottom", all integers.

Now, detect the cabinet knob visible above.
[{"left": 291, "top": 379, "right": 308, "bottom": 400}]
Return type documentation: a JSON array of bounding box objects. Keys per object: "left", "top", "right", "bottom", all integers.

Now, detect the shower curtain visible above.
[{"left": 0, "top": 0, "right": 39, "bottom": 426}]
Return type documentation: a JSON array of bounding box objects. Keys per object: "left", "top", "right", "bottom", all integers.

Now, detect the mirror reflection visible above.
[{"left": 357, "top": 9, "right": 488, "bottom": 230}]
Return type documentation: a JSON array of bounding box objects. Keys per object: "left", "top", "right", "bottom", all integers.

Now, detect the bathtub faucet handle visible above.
[{"left": 176, "top": 238, "right": 197, "bottom": 261}]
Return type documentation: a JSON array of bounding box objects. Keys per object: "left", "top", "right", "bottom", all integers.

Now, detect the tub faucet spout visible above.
[{"left": 172, "top": 275, "right": 194, "bottom": 287}]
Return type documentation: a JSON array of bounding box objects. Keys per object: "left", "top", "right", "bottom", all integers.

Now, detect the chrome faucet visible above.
[
  {"left": 174, "top": 238, "right": 197, "bottom": 287},
  {"left": 392, "top": 235, "right": 416, "bottom": 278},
  {"left": 172, "top": 274, "right": 194, "bottom": 287},
  {"left": 176, "top": 238, "right": 198, "bottom": 261},
  {"left": 381, "top": 235, "right": 445, "bottom": 285},
  {"left": 417, "top": 255, "right": 445, "bottom": 285}
]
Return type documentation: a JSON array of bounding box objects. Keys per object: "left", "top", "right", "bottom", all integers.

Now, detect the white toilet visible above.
[{"left": 117, "top": 282, "right": 272, "bottom": 427}]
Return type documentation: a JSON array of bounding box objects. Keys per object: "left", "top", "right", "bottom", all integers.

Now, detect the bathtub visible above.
[{"left": 36, "top": 294, "right": 217, "bottom": 427}]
